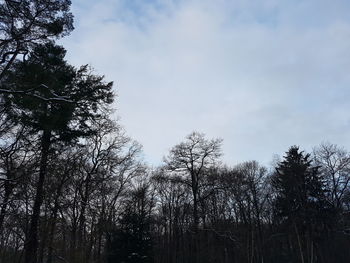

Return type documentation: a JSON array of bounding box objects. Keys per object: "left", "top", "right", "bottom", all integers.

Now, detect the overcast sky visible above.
[{"left": 61, "top": 0, "right": 350, "bottom": 166}]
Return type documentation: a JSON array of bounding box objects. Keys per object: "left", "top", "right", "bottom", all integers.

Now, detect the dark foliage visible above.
[
  {"left": 0, "top": 0, "right": 74, "bottom": 78},
  {"left": 2, "top": 42, "right": 114, "bottom": 141},
  {"left": 106, "top": 211, "right": 153, "bottom": 263},
  {"left": 272, "top": 146, "right": 330, "bottom": 226}
]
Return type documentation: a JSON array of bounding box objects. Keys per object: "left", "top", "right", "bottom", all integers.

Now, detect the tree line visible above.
[{"left": 1, "top": 1, "right": 350, "bottom": 263}]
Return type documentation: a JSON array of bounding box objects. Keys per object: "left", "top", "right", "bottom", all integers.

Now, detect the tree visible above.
[
  {"left": 69, "top": 118, "right": 142, "bottom": 262},
  {"left": 106, "top": 184, "right": 154, "bottom": 263},
  {"left": 233, "top": 161, "right": 269, "bottom": 263},
  {"left": 0, "top": 0, "right": 74, "bottom": 79},
  {"left": 1, "top": 43, "right": 114, "bottom": 263},
  {"left": 0, "top": 125, "right": 34, "bottom": 234},
  {"left": 151, "top": 168, "right": 191, "bottom": 263},
  {"left": 272, "top": 146, "right": 330, "bottom": 263},
  {"left": 164, "top": 132, "right": 222, "bottom": 232},
  {"left": 313, "top": 142, "right": 350, "bottom": 210},
  {"left": 164, "top": 132, "right": 222, "bottom": 263}
]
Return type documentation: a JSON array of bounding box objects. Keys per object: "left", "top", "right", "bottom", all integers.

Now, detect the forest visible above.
[{"left": 1, "top": 1, "right": 350, "bottom": 263}]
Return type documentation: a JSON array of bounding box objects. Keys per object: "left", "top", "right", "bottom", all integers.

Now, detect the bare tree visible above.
[
  {"left": 164, "top": 132, "right": 222, "bottom": 263},
  {"left": 164, "top": 132, "right": 222, "bottom": 232},
  {"left": 314, "top": 142, "right": 350, "bottom": 209}
]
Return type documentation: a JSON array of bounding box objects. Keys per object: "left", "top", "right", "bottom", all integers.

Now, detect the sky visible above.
[{"left": 60, "top": 0, "right": 350, "bottom": 166}]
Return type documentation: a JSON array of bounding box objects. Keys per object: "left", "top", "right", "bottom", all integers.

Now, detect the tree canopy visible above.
[
  {"left": 0, "top": 0, "right": 74, "bottom": 79},
  {"left": 2, "top": 42, "right": 114, "bottom": 141}
]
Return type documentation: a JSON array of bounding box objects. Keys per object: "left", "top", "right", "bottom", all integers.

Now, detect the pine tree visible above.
[
  {"left": 106, "top": 211, "right": 153, "bottom": 263},
  {"left": 1, "top": 42, "right": 114, "bottom": 263},
  {"left": 272, "top": 146, "right": 326, "bottom": 225},
  {"left": 272, "top": 146, "right": 331, "bottom": 263},
  {"left": 0, "top": 0, "right": 74, "bottom": 79},
  {"left": 106, "top": 186, "right": 154, "bottom": 263}
]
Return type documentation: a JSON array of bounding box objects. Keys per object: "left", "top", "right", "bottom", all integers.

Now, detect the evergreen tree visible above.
[
  {"left": 106, "top": 211, "right": 153, "bottom": 263},
  {"left": 106, "top": 186, "right": 154, "bottom": 263},
  {"left": 272, "top": 146, "right": 331, "bottom": 263},
  {"left": 272, "top": 146, "right": 327, "bottom": 225},
  {"left": 0, "top": 0, "right": 74, "bottom": 79},
  {"left": 1, "top": 42, "right": 114, "bottom": 263}
]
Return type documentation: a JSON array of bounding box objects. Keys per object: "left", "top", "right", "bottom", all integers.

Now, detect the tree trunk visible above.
[
  {"left": 294, "top": 223, "right": 305, "bottom": 263},
  {"left": 77, "top": 180, "right": 90, "bottom": 262},
  {"left": 46, "top": 197, "right": 60, "bottom": 263},
  {"left": 24, "top": 129, "right": 51, "bottom": 263},
  {"left": 0, "top": 178, "right": 14, "bottom": 233},
  {"left": 192, "top": 185, "right": 199, "bottom": 263}
]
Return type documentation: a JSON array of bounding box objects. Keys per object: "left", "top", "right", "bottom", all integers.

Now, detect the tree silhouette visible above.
[
  {"left": 272, "top": 146, "right": 330, "bottom": 263},
  {"left": 164, "top": 132, "right": 222, "bottom": 232},
  {"left": 106, "top": 186, "right": 154, "bottom": 263},
  {"left": 1, "top": 42, "right": 114, "bottom": 263},
  {"left": 0, "top": 0, "right": 74, "bottom": 79}
]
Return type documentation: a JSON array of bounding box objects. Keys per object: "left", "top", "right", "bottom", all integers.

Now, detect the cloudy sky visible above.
[{"left": 61, "top": 0, "right": 350, "bottom": 166}]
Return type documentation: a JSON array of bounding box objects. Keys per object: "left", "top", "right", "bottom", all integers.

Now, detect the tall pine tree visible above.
[
  {"left": 1, "top": 42, "right": 114, "bottom": 263},
  {"left": 272, "top": 146, "right": 331, "bottom": 263}
]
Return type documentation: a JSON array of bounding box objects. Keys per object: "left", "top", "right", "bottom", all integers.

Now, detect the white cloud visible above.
[{"left": 61, "top": 0, "right": 350, "bottom": 166}]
